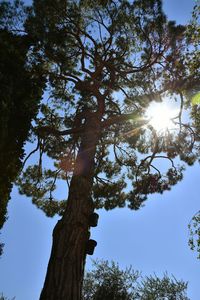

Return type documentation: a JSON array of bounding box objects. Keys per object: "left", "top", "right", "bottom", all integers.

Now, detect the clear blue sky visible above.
[{"left": 1, "top": 1, "right": 199, "bottom": 299}]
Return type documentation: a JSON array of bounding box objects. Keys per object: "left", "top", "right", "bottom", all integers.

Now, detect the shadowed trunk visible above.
[{"left": 39, "top": 111, "right": 101, "bottom": 300}]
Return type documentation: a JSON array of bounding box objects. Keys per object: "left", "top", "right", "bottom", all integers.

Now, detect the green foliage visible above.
[
  {"left": 83, "top": 260, "right": 139, "bottom": 300},
  {"left": 0, "top": 1, "right": 45, "bottom": 241},
  {"left": 183, "top": 3, "right": 200, "bottom": 105},
  {"left": 82, "top": 260, "right": 190, "bottom": 300},
  {"left": 188, "top": 211, "right": 200, "bottom": 259},
  {"left": 93, "top": 177, "right": 127, "bottom": 210},
  {"left": 17, "top": 165, "right": 66, "bottom": 217},
  {"left": 13, "top": 0, "right": 199, "bottom": 214},
  {"left": 2, "top": 0, "right": 199, "bottom": 258},
  {"left": 192, "top": 92, "right": 200, "bottom": 105},
  {"left": 184, "top": 2, "right": 200, "bottom": 259},
  {"left": 136, "top": 274, "right": 189, "bottom": 300}
]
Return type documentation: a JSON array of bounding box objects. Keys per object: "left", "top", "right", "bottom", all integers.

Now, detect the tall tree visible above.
[
  {"left": 4, "top": 0, "right": 199, "bottom": 299},
  {"left": 0, "top": 0, "right": 45, "bottom": 253}
]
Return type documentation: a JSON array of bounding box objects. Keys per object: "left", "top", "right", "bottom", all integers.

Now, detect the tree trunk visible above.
[{"left": 39, "top": 111, "right": 101, "bottom": 300}]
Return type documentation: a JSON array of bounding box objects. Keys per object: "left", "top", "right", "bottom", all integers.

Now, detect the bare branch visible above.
[
  {"left": 150, "top": 164, "right": 161, "bottom": 177},
  {"left": 113, "top": 143, "right": 123, "bottom": 166},
  {"left": 96, "top": 176, "right": 113, "bottom": 185}
]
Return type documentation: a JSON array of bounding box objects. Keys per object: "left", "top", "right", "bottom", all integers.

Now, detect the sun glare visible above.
[{"left": 146, "top": 102, "right": 178, "bottom": 132}]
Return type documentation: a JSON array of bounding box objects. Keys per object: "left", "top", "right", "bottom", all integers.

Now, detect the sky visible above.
[{"left": 0, "top": 1, "right": 199, "bottom": 299}]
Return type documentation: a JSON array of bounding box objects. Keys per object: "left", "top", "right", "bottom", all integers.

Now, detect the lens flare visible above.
[{"left": 146, "top": 102, "right": 178, "bottom": 132}]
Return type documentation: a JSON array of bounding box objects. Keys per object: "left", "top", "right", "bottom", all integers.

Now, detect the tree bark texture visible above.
[{"left": 40, "top": 112, "right": 101, "bottom": 300}]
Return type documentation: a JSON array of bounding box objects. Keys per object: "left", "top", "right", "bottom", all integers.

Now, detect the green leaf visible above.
[{"left": 192, "top": 92, "right": 200, "bottom": 105}]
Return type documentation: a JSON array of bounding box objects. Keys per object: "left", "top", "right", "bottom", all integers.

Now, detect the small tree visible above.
[{"left": 82, "top": 260, "right": 190, "bottom": 300}]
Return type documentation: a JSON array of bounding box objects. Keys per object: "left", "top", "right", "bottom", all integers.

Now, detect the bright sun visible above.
[{"left": 145, "top": 102, "right": 178, "bottom": 132}]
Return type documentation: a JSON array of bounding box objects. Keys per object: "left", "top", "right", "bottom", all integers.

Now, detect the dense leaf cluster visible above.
[
  {"left": 82, "top": 260, "right": 190, "bottom": 300},
  {"left": 0, "top": 1, "right": 45, "bottom": 254}
]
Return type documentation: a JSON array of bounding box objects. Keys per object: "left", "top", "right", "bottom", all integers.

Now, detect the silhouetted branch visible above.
[
  {"left": 37, "top": 126, "right": 84, "bottom": 137},
  {"left": 49, "top": 169, "right": 62, "bottom": 199},
  {"left": 21, "top": 136, "right": 40, "bottom": 170}
]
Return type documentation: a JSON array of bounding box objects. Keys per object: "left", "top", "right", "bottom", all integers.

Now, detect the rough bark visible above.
[{"left": 39, "top": 111, "right": 101, "bottom": 300}]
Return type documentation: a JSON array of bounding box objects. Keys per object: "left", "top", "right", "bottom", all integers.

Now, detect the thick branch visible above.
[{"left": 37, "top": 126, "right": 83, "bottom": 137}]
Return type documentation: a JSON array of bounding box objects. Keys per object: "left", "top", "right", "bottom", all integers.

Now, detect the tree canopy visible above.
[
  {"left": 14, "top": 0, "right": 200, "bottom": 253},
  {"left": 15, "top": 0, "right": 199, "bottom": 215}
]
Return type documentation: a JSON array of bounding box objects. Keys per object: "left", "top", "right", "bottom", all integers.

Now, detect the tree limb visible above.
[{"left": 37, "top": 126, "right": 84, "bottom": 137}]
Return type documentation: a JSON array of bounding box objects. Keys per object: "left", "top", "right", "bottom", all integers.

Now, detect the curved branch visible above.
[
  {"left": 21, "top": 136, "right": 40, "bottom": 170},
  {"left": 142, "top": 155, "right": 176, "bottom": 169},
  {"left": 113, "top": 143, "right": 123, "bottom": 166},
  {"left": 150, "top": 164, "right": 161, "bottom": 178}
]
